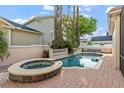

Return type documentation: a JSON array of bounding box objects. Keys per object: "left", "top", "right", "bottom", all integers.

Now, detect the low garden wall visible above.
[
  {"left": 82, "top": 46, "right": 112, "bottom": 53},
  {"left": 100, "top": 48, "right": 112, "bottom": 53},
  {"left": 49, "top": 48, "right": 68, "bottom": 59},
  {"left": 0, "top": 45, "right": 43, "bottom": 66}
]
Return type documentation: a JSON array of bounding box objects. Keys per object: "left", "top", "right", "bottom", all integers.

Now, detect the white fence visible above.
[
  {"left": 82, "top": 44, "right": 112, "bottom": 49},
  {"left": 73, "top": 48, "right": 82, "bottom": 54},
  {"left": 82, "top": 44, "right": 112, "bottom": 53}
]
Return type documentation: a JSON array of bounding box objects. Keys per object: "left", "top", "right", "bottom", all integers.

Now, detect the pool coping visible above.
[{"left": 8, "top": 60, "right": 62, "bottom": 76}]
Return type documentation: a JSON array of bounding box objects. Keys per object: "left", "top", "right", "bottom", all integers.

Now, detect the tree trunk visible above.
[
  {"left": 75, "top": 6, "right": 80, "bottom": 46},
  {"left": 72, "top": 5, "right": 76, "bottom": 47},
  {"left": 54, "top": 5, "right": 62, "bottom": 49},
  {"left": 66, "top": 5, "right": 70, "bottom": 42}
]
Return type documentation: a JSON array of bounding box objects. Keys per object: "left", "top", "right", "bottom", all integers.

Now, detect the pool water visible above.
[
  {"left": 20, "top": 53, "right": 102, "bottom": 69},
  {"left": 61, "top": 53, "right": 101, "bottom": 68},
  {"left": 21, "top": 61, "right": 52, "bottom": 69}
]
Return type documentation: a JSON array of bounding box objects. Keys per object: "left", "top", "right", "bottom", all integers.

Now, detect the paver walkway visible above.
[{"left": 0, "top": 54, "right": 124, "bottom": 88}]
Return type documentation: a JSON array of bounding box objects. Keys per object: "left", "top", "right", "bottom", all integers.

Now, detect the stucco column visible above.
[
  {"left": 8, "top": 29, "right": 11, "bottom": 46},
  {"left": 116, "top": 15, "right": 121, "bottom": 69}
]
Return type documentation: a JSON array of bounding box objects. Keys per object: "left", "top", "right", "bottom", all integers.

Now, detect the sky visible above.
[{"left": 0, "top": 5, "right": 117, "bottom": 37}]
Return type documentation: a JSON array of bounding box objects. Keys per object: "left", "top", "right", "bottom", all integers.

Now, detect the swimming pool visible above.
[{"left": 60, "top": 53, "right": 103, "bottom": 69}]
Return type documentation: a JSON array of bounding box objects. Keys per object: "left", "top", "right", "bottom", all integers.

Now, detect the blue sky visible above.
[{"left": 0, "top": 5, "right": 117, "bottom": 37}]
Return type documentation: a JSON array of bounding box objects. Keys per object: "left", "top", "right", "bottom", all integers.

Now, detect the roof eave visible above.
[
  {"left": 3, "top": 26, "right": 42, "bottom": 34},
  {"left": 16, "top": 27, "right": 42, "bottom": 34},
  {"left": 24, "top": 16, "right": 54, "bottom": 25}
]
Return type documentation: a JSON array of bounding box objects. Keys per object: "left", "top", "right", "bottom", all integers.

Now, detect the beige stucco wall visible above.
[
  {"left": 108, "top": 10, "right": 121, "bottom": 69},
  {"left": 0, "top": 46, "right": 43, "bottom": 66},
  {"left": 25, "top": 17, "right": 54, "bottom": 45},
  {"left": 11, "top": 29, "right": 42, "bottom": 45}
]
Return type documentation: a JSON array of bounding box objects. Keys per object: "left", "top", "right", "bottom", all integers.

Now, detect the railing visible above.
[
  {"left": 49, "top": 48, "right": 68, "bottom": 59},
  {"left": 82, "top": 44, "right": 112, "bottom": 49},
  {"left": 73, "top": 48, "right": 82, "bottom": 54}
]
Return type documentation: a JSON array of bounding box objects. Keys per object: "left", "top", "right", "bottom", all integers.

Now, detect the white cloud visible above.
[
  {"left": 81, "top": 13, "right": 91, "bottom": 18},
  {"left": 71, "top": 6, "right": 92, "bottom": 12},
  {"left": 11, "top": 16, "right": 35, "bottom": 24},
  {"left": 106, "top": 6, "right": 114, "bottom": 13},
  {"left": 83, "top": 7, "right": 91, "bottom": 12},
  {"left": 42, "top": 5, "right": 54, "bottom": 11},
  {"left": 78, "top": 6, "right": 93, "bottom": 18},
  {"left": 93, "top": 27, "right": 106, "bottom": 36},
  {"left": 80, "top": 6, "right": 92, "bottom": 12},
  {"left": 11, "top": 18, "right": 27, "bottom": 24}
]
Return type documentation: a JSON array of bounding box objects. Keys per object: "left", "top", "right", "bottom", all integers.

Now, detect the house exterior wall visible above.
[
  {"left": 25, "top": 17, "right": 54, "bottom": 45},
  {"left": 11, "top": 29, "right": 42, "bottom": 45},
  {"left": 108, "top": 9, "right": 121, "bottom": 69}
]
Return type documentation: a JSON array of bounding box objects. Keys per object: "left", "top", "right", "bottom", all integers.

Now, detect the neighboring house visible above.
[
  {"left": 90, "top": 35, "right": 112, "bottom": 47},
  {"left": 108, "top": 6, "right": 124, "bottom": 76},
  {"left": 0, "top": 16, "right": 42, "bottom": 46},
  {"left": 24, "top": 16, "right": 54, "bottom": 45},
  {"left": 82, "top": 35, "right": 112, "bottom": 53}
]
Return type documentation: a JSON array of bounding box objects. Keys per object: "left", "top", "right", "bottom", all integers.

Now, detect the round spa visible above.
[{"left": 8, "top": 59, "right": 62, "bottom": 83}]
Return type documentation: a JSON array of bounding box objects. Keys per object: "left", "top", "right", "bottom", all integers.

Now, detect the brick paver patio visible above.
[{"left": 0, "top": 54, "right": 124, "bottom": 88}]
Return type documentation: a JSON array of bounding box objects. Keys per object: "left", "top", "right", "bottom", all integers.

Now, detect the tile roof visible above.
[
  {"left": 0, "top": 16, "right": 40, "bottom": 33},
  {"left": 91, "top": 36, "right": 112, "bottom": 41}
]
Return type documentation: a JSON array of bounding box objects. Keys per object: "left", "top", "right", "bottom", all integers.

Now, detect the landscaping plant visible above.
[
  {"left": 53, "top": 5, "right": 63, "bottom": 49},
  {"left": 0, "top": 29, "right": 9, "bottom": 61},
  {"left": 51, "top": 5, "right": 97, "bottom": 54}
]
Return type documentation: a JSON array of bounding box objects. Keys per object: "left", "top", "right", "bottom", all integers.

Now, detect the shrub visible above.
[
  {"left": 50, "top": 39, "right": 68, "bottom": 49},
  {"left": 0, "top": 30, "right": 9, "bottom": 61},
  {"left": 42, "top": 50, "right": 49, "bottom": 58}
]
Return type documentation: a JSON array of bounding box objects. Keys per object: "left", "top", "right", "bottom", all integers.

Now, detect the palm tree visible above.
[
  {"left": 54, "top": 5, "right": 63, "bottom": 49},
  {"left": 72, "top": 5, "right": 80, "bottom": 47},
  {"left": 0, "top": 29, "right": 9, "bottom": 62},
  {"left": 66, "top": 5, "right": 70, "bottom": 42},
  {"left": 72, "top": 5, "right": 76, "bottom": 47},
  {"left": 75, "top": 6, "right": 80, "bottom": 46}
]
